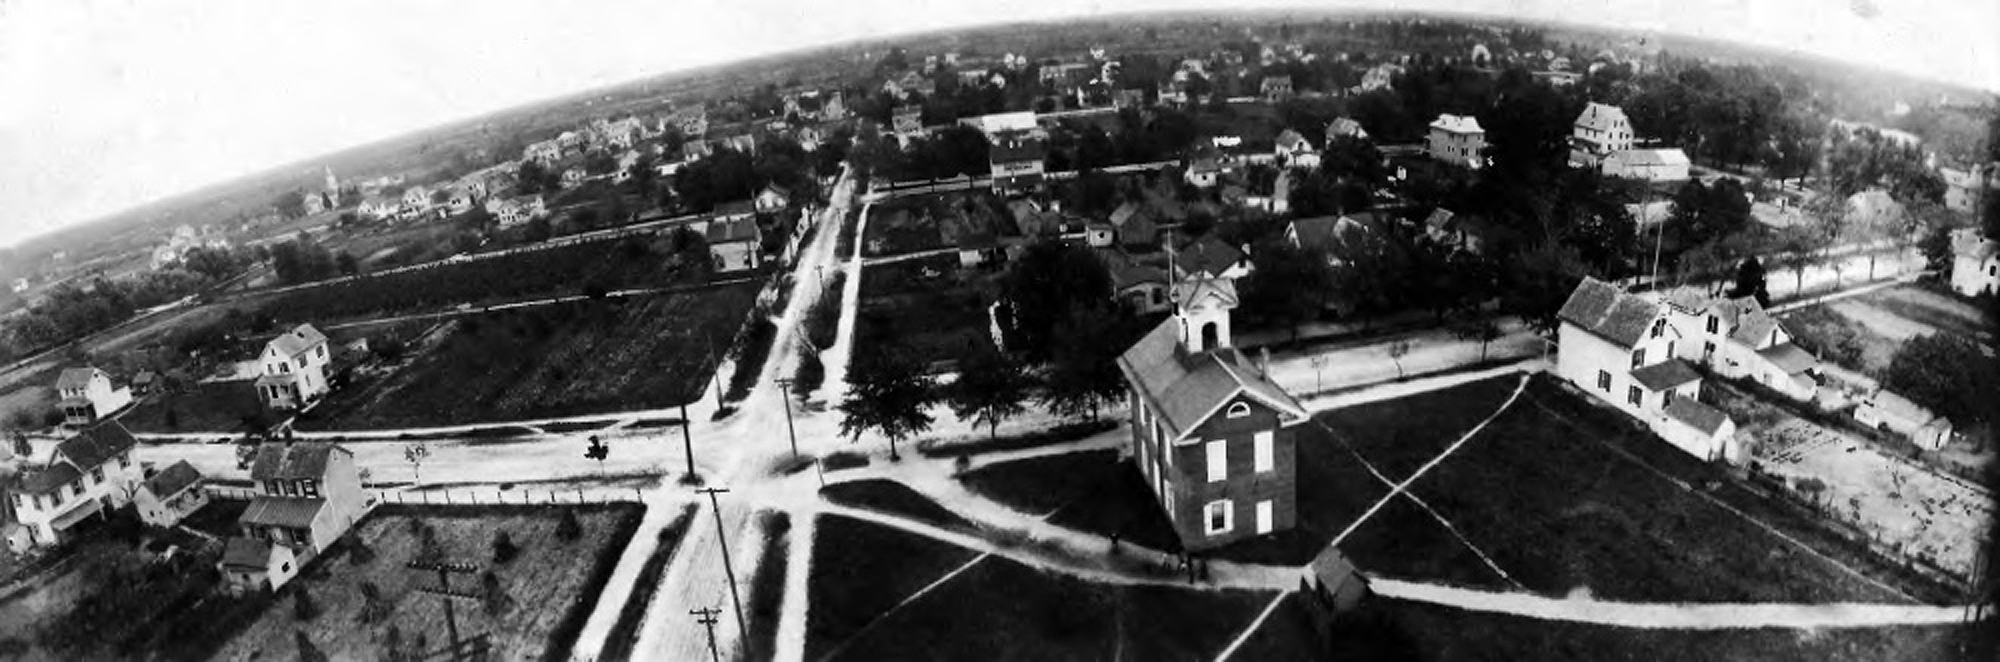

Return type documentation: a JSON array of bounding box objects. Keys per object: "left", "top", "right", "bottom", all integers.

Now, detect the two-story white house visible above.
[
  {"left": 1664, "top": 292, "right": 1817, "bottom": 400},
  {"left": 255, "top": 324, "right": 332, "bottom": 411},
  {"left": 221, "top": 441, "right": 369, "bottom": 593},
  {"left": 4, "top": 423, "right": 143, "bottom": 551},
  {"left": 1274, "top": 129, "right": 1320, "bottom": 170},
  {"left": 1569, "top": 102, "right": 1635, "bottom": 166},
  {"left": 1426, "top": 114, "right": 1486, "bottom": 168},
  {"left": 1556, "top": 278, "right": 1740, "bottom": 462},
  {"left": 134, "top": 459, "right": 208, "bottom": 528},
  {"left": 55, "top": 367, "right": 133, "bottom": 427},
  {"left": 1950, "top": 228, "right": 1998, "bottom": 297}
]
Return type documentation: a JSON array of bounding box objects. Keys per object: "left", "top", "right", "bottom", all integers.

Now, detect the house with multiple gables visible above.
[
  {"left": 1274, "top": 129, "right": 1319, "bottom": 170},
  {"left": 1118, "top": 275, "right": 1310, "bottom": 551},
  {"left": 1556, "top": 278, "right": 1741, "bottom": 462},
  {"left": 1661, "top": 290, "right": 1817, "bottom": 401},
  {"left": 54, "top": 366, "right": 133, "bottom": 427},
  {"left": 4, "top": 422, "right": 143, "bottom": 551},
  {"left": 1569, "top": 102, "right": 1634, "bottom": 166},
  {"left": 255, "top": 323, "right": 332, "bottom": 411},
  {"left": 221, "top": 441, "right": 369, "bottom": 594},
  {"left": 135, "top": 459, "right": 207, "bottom": 528}
]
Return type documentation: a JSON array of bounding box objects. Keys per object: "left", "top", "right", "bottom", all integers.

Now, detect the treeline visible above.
[{"left": 0, "top": 246, "right": 254, "bottom": 362}]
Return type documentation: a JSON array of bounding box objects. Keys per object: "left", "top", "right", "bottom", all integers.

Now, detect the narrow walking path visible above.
[
  {"left": 1331, "top": 375, "right": 1531, "bottom": 546},
  {"left": 1369, "top": 578, "right": 1973, "bottom": 629}
]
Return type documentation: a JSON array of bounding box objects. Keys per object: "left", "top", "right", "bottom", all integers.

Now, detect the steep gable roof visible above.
[
  {"left": 249, "top": 442, "right": 344, "bottom": 481},
  {"left": 55, "top": 367, "right": 101, "bottom": 391},
  {"left": 266, "top": 324, "right": 327, "bottom": 359},
  {"left": 142, "top": 460, "right": 204, "bottom": 500},
  {"left": 1758, "top": 343, "right": 1817, "bottom": 374},
  {"left": 1116, "top": 319, "right": 1305, "bottom": 443},
  {"left": 240, "top": 496, "right": 325, "bottom": 529},
  {"left": 56, "top": 422, "right": 138, "bottom": 471},
  {"left": 1557, "top": 277, "right": 1661, "bottom": 347},
  {"left": 1173, "top": 236, "right": 1246, "bottom": 279},
  {"left": 1172, "top": 277, "right": 1238, "bottom": 310},
  {"left": 1665, "top": 399, "right": 1731, "bottom": 435},
  {"left": 1574, "top": 102, "right": 1629, "bottom": 133}
]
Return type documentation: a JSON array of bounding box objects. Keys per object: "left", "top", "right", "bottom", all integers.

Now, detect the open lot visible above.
[
  {"left": 967, "top": 374, "right": 1944, "bottom": 603},
  {"left": 118, "top": 380, "right": 267, "bottom": 434},
  {"left": 1231, "top": 592, "right": 1983, "bottom": 662},
  {"left": 212, "top": 503, "right": 643, "bottom": 662},
  {"left": 856, "top": 254, "right": 998, "bottom": 370},
  {"left": 1783, "top": 284, "right": 1993, "bottom": 375},
  {"left": 806, "top": 514, "right": 1275, "bottom": 662},
  {"left": 297, "top": 282, "right": 755, "bottom": 429}
]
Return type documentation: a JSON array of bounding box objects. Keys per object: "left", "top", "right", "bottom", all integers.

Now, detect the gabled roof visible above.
[
  {"left": 707, "top": 217, "right": 762, "bottom": 244},
  {"left": 991, "top": 137, "right": 1047, "bottom": 163},
  {"left": 1574, "top": 102, "right": 1629, "bottom": 133},
  {"left": 1630, "top": 359, "right": 1701, "bottom": 391},
  {"left": 1557, "top": 277, "right": 1661, "bottom": 348},
  {"left": 15, "top": 463, "right": 82, "bottom": 495},
  {"left": 1607, "top": 149, "right": 1690, "bottom": 167},
  {"left": 1952, "top": 228, "right": 1997, "bottom": 262},
  {"left": 56, "top": 422, "right": 138, "bottom": 471},
  {"left": 1116, "top": 319, "right": 1305, "bottom": 443},
  {"left": 1275, "top": 130, "right": 1311, "bottom": 152},
  {"left": 1727, "top": 301, "right": 1781, "bottom": 346},
  {"left": 1864, "top": 390, "right": 1942, "bottom": 425},
  {"left": 222, "top": 537, "right": 275, "bottom": 569},
  {"left": 1172, "top": 277, "right": 1239, "bottom": 310},
  {"left": 249, "top": 442, "right": 344, "bottom": 481},
  {"left": 142, "top": 460, "right": 204, "bottom": 500},
  {"left": 1173, "top": 236, "right": 1245, "bottom": 279},
  {"left": 239, "top": 496, "right": 326, "bottom": 529},
  {"left": 1758, "top": 343, "right": 1817, "bottom": 375},
  {"left": 1424, "top": 208, "right": 1457, "bottom": 232},
  {"left": 267, "top": 324, "right": 327, "bottom": 359},
  {"left": 1665, "top": 399, "right": 1731, "bottom": 435},
  {"left": 55, "top": 367, "right": 102, "bottom": 391}
]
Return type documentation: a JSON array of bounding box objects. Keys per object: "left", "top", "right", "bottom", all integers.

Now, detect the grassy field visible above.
[
  {"left": 959, "top": 449, "right": 1183, "bottom": 553},
  {"left": 805, "top": 515, "right": 985, "bottom": 662},
  {"left": 1783, "top": 284, "right": 1992, "bottom": 374},
  {"left": 118, "top": 380, "right": 268, "bottom": 434},
  {"left": 212, "top": 503, "right": 643, "bottom": 662},
  {"left": 297, "top": 283, "right": 755, "bottom": 429},
  {"left": 822, "top": 545, "right": 1277, "bottom": 661},
  {"left": 855, "top": 254, "right": 998, "bottom": 370},
  {"left": 1232, "top": 592, "right": 1986, "bottom": 661},
  {"left": 821, "top": 479, "right": 974, "bottom": 532}
]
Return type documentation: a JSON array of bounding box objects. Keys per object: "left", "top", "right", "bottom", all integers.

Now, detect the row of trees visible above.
[{"left": 0, "top": 246, "right": 257, "bottom": 361}]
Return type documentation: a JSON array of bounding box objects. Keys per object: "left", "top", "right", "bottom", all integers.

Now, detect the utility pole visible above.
[
  {"left": 679, "top": 404, "right": 697, "bottom": 480},
  {"left": 690, "top": 608, "right": 724, "bottom": 662},
  {"left": 773, "top": 377, "right": 800, "bottom": 459},
  {"left": 696, "top": 487, "right": 750, "bottom": 645}
]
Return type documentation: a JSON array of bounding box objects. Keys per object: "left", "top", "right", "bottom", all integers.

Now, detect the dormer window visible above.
[{"left": 1226, "top": 402, "right": 1251, "bottom": 418}]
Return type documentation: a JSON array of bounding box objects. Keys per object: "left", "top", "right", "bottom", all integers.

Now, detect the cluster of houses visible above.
[
  {"left": 148, "top": 223, "right": 233, "bottom": 271},
  {"left": 49, "top": 323, "right": 344, "bottom": 436},
  {"left": 2, "top": 418, "right": 368, "bottom": 595}
]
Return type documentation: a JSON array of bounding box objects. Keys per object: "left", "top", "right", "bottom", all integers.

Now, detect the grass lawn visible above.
[
  {"left": 599, "top": 504, "right": 698, "bottom": 662},
  {"left": 210, "top": 503, "right": 644, "bottom": 662},
  {"left": 821, "top": 479, "right": 973, "bottom": 532},
  {"left": 118, "top": 380, "right": 268, "bottom": 433},
  {"left": 825, "top": 551, "right": 1278, "bottom": 662},
  {"left": 805, "top": 515, "right": 984, "bottom": 662},
  {"left": 744, "top": 511, "right": 792, "bottom": 661},
  {"left": 1848, "top": 285, "right": 1992, "bottom": 343},
  {"left": 958, "top": 449, "right": 1182, "bottom": 553},
  {"left": 297, "top": 283, "right": 755, "bottom": 429}
]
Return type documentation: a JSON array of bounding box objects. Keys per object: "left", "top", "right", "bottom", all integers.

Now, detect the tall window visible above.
[
  {"left": 1254, "top": 431, "right": 1274, "bottom": 473},
  {"left": 302, "top": 480, "right": 319, "bottom": 498},
  {"left": 1204, "top": 500, "right": 1234, "bottom": 536},
  {"left": 1706, "top": 316, "right": 1719, "bottom": 334},
  {"left": 1650, "top": 319, "right": 1665, "bottom": 338},
  {"left": 90, "top": 466, "right": 104, "bottom": 483},
  {"left": 1597, "top": 370, "right": 1611, "bottom": 391},
  {"left": 1704, "top": 342, "right": 1716, "bottom": 361},
  {"left": 1205, "top": 441, "right": 1227, "bottom": 482},
  {"left": 1627, "top": 386, "right": 1642, "bottom": 406},
  {"left": 1630, "top": 349, "right": 1646, "bottom": 369},
  {"left": 1663, "top": 389, "right": 1677, "bottom": 407}
]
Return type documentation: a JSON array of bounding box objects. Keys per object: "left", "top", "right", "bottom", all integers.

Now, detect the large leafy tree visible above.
[
  {"left": 1041, "top": 304, "right": 1133, "bottom": 421},
  {"left": 999, "top": 240, "right": 1113, "bottom": 359},
  {"left": 1240, "top": 240, "right": 1335, "bottom": 340},
  {"left": 946, "top": 344, "right": 1034, "bottom": 439},
  {"left": 1501, "top": 241, "right": 1587, "bottom": 336},
  {"left": 837, "top": 343, "right": 938, "bottom": 461},
  {"left": 1880, "top": 333, "right": 1998, "bottom": 429}
]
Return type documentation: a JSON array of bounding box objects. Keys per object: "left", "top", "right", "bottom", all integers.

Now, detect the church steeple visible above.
[
  {"left": 323, "top": 166, "right": 340, "bottom": 207},
  {"left": 1172, "top": 276, "right": 1237, "bottom": 353}
]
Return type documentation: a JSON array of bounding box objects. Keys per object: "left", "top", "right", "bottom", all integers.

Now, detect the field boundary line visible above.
[
  {"left": 1523, "top": 396, "right": 1919, "bottom": 604},
  {"left": 814, "top": 550, "right": 992, "bottom": 662},
  {"left": 1330, "top": 374, "right": 1530, "bottom": 547},
  {"left": 1212, "top": 590, "right": 1293, "bottom": 662},
  {"left": 1322, "top": 420, "right": 1525, "bottom": 591}
]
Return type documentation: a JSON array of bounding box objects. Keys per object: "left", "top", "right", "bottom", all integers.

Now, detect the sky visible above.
[{"left": 1, "top": 0, "right": 1995, "bottom": 248}]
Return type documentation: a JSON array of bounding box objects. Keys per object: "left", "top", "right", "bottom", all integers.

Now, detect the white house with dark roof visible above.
[
  {"left": 1117, "top": 274, "right": 1308, "bottom": 551},
  {"left": 221, "top": 441, "right": 368, "bottom": 593},
  {"left": 1855, "top": 390, "right": 1954, "bottom": 449},
  {"left": 1274, "top": 130, "right": 1319, "bottom": 170},
  {"left": 1950, "top": 228, "right": 1998, "bottom": 297},
  {"left": 256, "top": 324, "right": 332, "bottom": 411},
  {"left": 4, "top": 423, "right": 143, "bottom": 551},
  {"left": 1570, "top": 102, "right": 1635, "bottom": 166},
  {"left": 55, "top": 366, "right": 133, "bottom": 427},
  {"left": 135, "top": 459, "right": 208, "bottom": 527},
  {"left": 1557, "top": 278, "right": 1740, "bottom": 462},
  {"left": 1662, "top": 292, "right": 1816, "bottom": 400}
]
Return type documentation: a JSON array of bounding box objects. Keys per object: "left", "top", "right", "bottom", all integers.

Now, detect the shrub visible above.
[
  {"left": 480, "top": 571, "right": 511, "bottom": 616},
  {"left": 556, "top": 510, "right": 583, "bottom": 542},
  {"left": 822, "top": 450, "right": 870, "bottom": 471},
  {"left": 357, "top": 581, "right": 390, "bottom": 624},
  {"left": 292, "top": 587, "right": 319, "bottom": 621},
  {"left": 348, "top": 539, "right": 376, "bottom": 566},
  {"left": 492, "top": 530, "right": 520, "bottom": 564}
]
